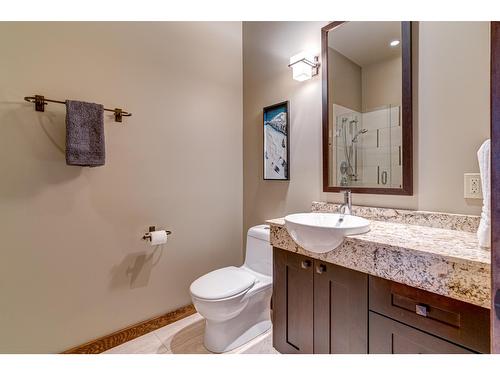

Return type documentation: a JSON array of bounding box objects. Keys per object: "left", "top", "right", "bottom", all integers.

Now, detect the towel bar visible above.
[{"left": 24, "top": 95, "right": 132, "bottom": 123}]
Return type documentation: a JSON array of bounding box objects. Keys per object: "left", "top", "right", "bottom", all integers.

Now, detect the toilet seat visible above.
[{"left": 190, "top": 266, "right": 256, "bottom": 300}]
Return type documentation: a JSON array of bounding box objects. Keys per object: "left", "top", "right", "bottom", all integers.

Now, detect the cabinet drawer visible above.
[
  {"left": 369, "top": 276, "right": 490, "bottom": 353},
  {"left": 369, "top": 312, "right": 475, "bottom": 354}
]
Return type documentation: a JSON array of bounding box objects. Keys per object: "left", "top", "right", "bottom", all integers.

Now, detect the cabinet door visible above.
[
  {"left": 273, "top": 248, "right": 314, "bottom": 354},
  {"left": 369, "top": 312, "right": 475, "bottom": 354},
  {"left": 313, "top": 261, "right": 368, "bottom": 353}
]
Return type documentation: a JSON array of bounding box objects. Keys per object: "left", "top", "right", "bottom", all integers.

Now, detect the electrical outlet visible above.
[{"left": 464, "top": 173, "right": 482, "bottom": 199}]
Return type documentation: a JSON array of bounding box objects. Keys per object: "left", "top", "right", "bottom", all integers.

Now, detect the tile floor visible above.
[{"left": 103, "top": 313, "right": 279, "bottom": 354}]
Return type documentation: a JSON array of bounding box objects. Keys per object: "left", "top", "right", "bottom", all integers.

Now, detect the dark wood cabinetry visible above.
[
  {"left": 313, "top": 259, "right": 368, "bottom": 353},
  {"left": 273, "top": 248, "right": 367, "bottom": 354},
  {"left": 369, "top": 276, "right": 490, "bottom": 353},
  {"left": 369, "top": 312, "right": 474, "bottom": 354},
  {"left": 273, "top": 247, "right": 490, "bottom": 354},
  {"left": 273, "top": 248, "right": 314, "bottom": 354}
]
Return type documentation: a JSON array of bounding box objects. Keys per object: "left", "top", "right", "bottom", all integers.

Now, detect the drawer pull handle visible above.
[
  {"left": 316, "top": 264, "right": 327, "bottom": 274},
  {"left": 415, "top": 304, "right": 428, "bottom": 317},
  {"left": 301, "top": 260, "right": 312, "bottom": 269}
]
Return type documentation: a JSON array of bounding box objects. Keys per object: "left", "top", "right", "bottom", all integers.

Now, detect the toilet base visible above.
[
  {"left": 202, "top": 287, "right": 272, "bottom": 353},
  {"left": 204, "top": 319, "right": 271, "bottom": 353}
]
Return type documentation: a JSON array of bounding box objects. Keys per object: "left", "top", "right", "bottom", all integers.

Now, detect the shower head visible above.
[{"left": 352, "top": 128, "right": 368, "bottom": 143}]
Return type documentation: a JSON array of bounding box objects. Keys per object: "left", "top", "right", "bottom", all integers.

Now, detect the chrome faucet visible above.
[{"left": 339, "top": 190, "right": 352, "bottom": 216}]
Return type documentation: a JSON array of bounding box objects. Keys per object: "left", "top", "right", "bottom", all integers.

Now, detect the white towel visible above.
[{"left": 477, "top": 139, "right": 491, "bottom": 249}]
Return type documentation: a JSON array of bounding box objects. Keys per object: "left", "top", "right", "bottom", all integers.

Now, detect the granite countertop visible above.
[
  {"left": 267, "top": 217, "right": 489, "bottom": 265},
  {"left": 267, "top": 208, "right": 491, "bottom": 309}
]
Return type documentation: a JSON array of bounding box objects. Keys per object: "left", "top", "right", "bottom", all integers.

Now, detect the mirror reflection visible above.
[{"left": 327, "top": 22, "right": 403, "bottom": 188}]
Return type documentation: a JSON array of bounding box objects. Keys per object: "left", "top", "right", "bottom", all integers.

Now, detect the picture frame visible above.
[{"left": 263, "top": 101, "right": 290, "bottom": 180}]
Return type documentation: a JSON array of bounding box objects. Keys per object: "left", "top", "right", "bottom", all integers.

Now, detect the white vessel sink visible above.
[{"left": 284, "top": 212, "right": 370, "bottom": 253}]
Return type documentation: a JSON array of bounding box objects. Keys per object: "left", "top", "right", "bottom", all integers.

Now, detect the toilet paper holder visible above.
[{"left": 142, "top": 226, "right": 172, "bottom": 241}]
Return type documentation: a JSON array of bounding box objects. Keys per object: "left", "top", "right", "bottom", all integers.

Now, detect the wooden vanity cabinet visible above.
[
  {"left": 273, "top": 247, "right": 368, "bottom": 354},
  {"left": 313, "top": 257, "right": 368, "bottom": 353},
  {"left": 368, "top": 276, "right": 490, "bottom": 354},
  {"left": 273, "top": 248, "right": 490, "bottom": 354},
  {"left": 369, "top": 312, "right": 475, "bottom": 354},
  {"left": 272, "top": 247, "right": 314, "bottom": 353}
]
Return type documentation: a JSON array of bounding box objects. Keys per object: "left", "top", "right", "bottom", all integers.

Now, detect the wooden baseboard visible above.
[{"left": 62, "top": 304, "right": 196, "bottom": 354}]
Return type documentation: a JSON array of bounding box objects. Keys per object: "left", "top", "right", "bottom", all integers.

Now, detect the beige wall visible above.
[
  {"left": 243, "top": 21, "right": 325, "bottom": 234},
  {"left": 329, "top": 48, "right": 362, "bottom": 111},
  {"left": 328, "top": 49, "right": 401, "bottom": 113},
  {"left": 243, "top": 21, "right": 490, "bottom": 236},
  {"left": 328, "top": 48, "right": 362, "bottom": 185},
  {"left": 416, "top": 22, "right": 490, "bottom": 215},
  {"left": 0, "top": 22, "right": 243, "bottom": 353},
  {"left": 362, "top": 56, "right": 402, "bottom": 111}
]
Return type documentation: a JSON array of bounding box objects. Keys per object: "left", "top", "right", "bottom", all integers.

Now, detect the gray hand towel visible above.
[{"left": 65, "top": 100, "right": 105, "bottom": 167}]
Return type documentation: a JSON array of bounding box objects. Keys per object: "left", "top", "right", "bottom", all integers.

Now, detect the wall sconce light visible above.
[{"left": 288, "top": 52, "right": 320, "bottom": 81}]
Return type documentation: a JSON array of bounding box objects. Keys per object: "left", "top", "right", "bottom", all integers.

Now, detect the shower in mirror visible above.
[
  {"left": 334, "top": 104, "right": 400, "bottom": 188},
  {"left": 336, "top": 114, "right": 363, "bottom": 186}
]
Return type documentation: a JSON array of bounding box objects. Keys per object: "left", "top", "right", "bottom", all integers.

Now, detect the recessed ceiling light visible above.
[{"left": 390, "top": 40, "right": 400, "bottom": 47}]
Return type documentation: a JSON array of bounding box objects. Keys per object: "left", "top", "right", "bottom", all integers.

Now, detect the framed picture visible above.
[{"left": 263, "top": 101, "right": 290, "bottom": 180}]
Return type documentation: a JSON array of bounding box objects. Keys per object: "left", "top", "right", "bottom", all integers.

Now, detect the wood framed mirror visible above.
[{"left": 322, "top": 21, "right": 413, "bottom": 195}]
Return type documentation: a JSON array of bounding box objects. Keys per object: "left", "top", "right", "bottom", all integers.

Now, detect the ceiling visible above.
[{"left": 328, "top": 22, "right": 402, "bottom": 67}]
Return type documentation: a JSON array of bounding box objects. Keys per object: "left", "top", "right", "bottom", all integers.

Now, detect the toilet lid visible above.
[{"left": 190, "top": 266, "right": 256, "bottom": 300}]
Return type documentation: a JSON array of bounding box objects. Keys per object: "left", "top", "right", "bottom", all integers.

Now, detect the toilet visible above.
[{"left": 189, "top": 224, "right": 272, "bottom": 353}]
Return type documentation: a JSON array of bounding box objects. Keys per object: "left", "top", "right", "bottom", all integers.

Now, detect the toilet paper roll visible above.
[{"left": 150, "top": 230, "right": 168, "bottom": 246}]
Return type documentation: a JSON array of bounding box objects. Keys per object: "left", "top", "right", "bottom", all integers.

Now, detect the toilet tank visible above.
[{"left": 243, "top": 225, "right": 272, "bottom": 276}]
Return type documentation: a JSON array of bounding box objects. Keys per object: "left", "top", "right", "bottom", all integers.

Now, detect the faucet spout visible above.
[{"left": 339, "top": 190, "right": 352, "bottom": 216}]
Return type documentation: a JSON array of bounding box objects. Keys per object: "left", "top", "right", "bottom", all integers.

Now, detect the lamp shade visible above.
[{"left": 289, "top": 51, "right": 316, "bottom": 81}]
